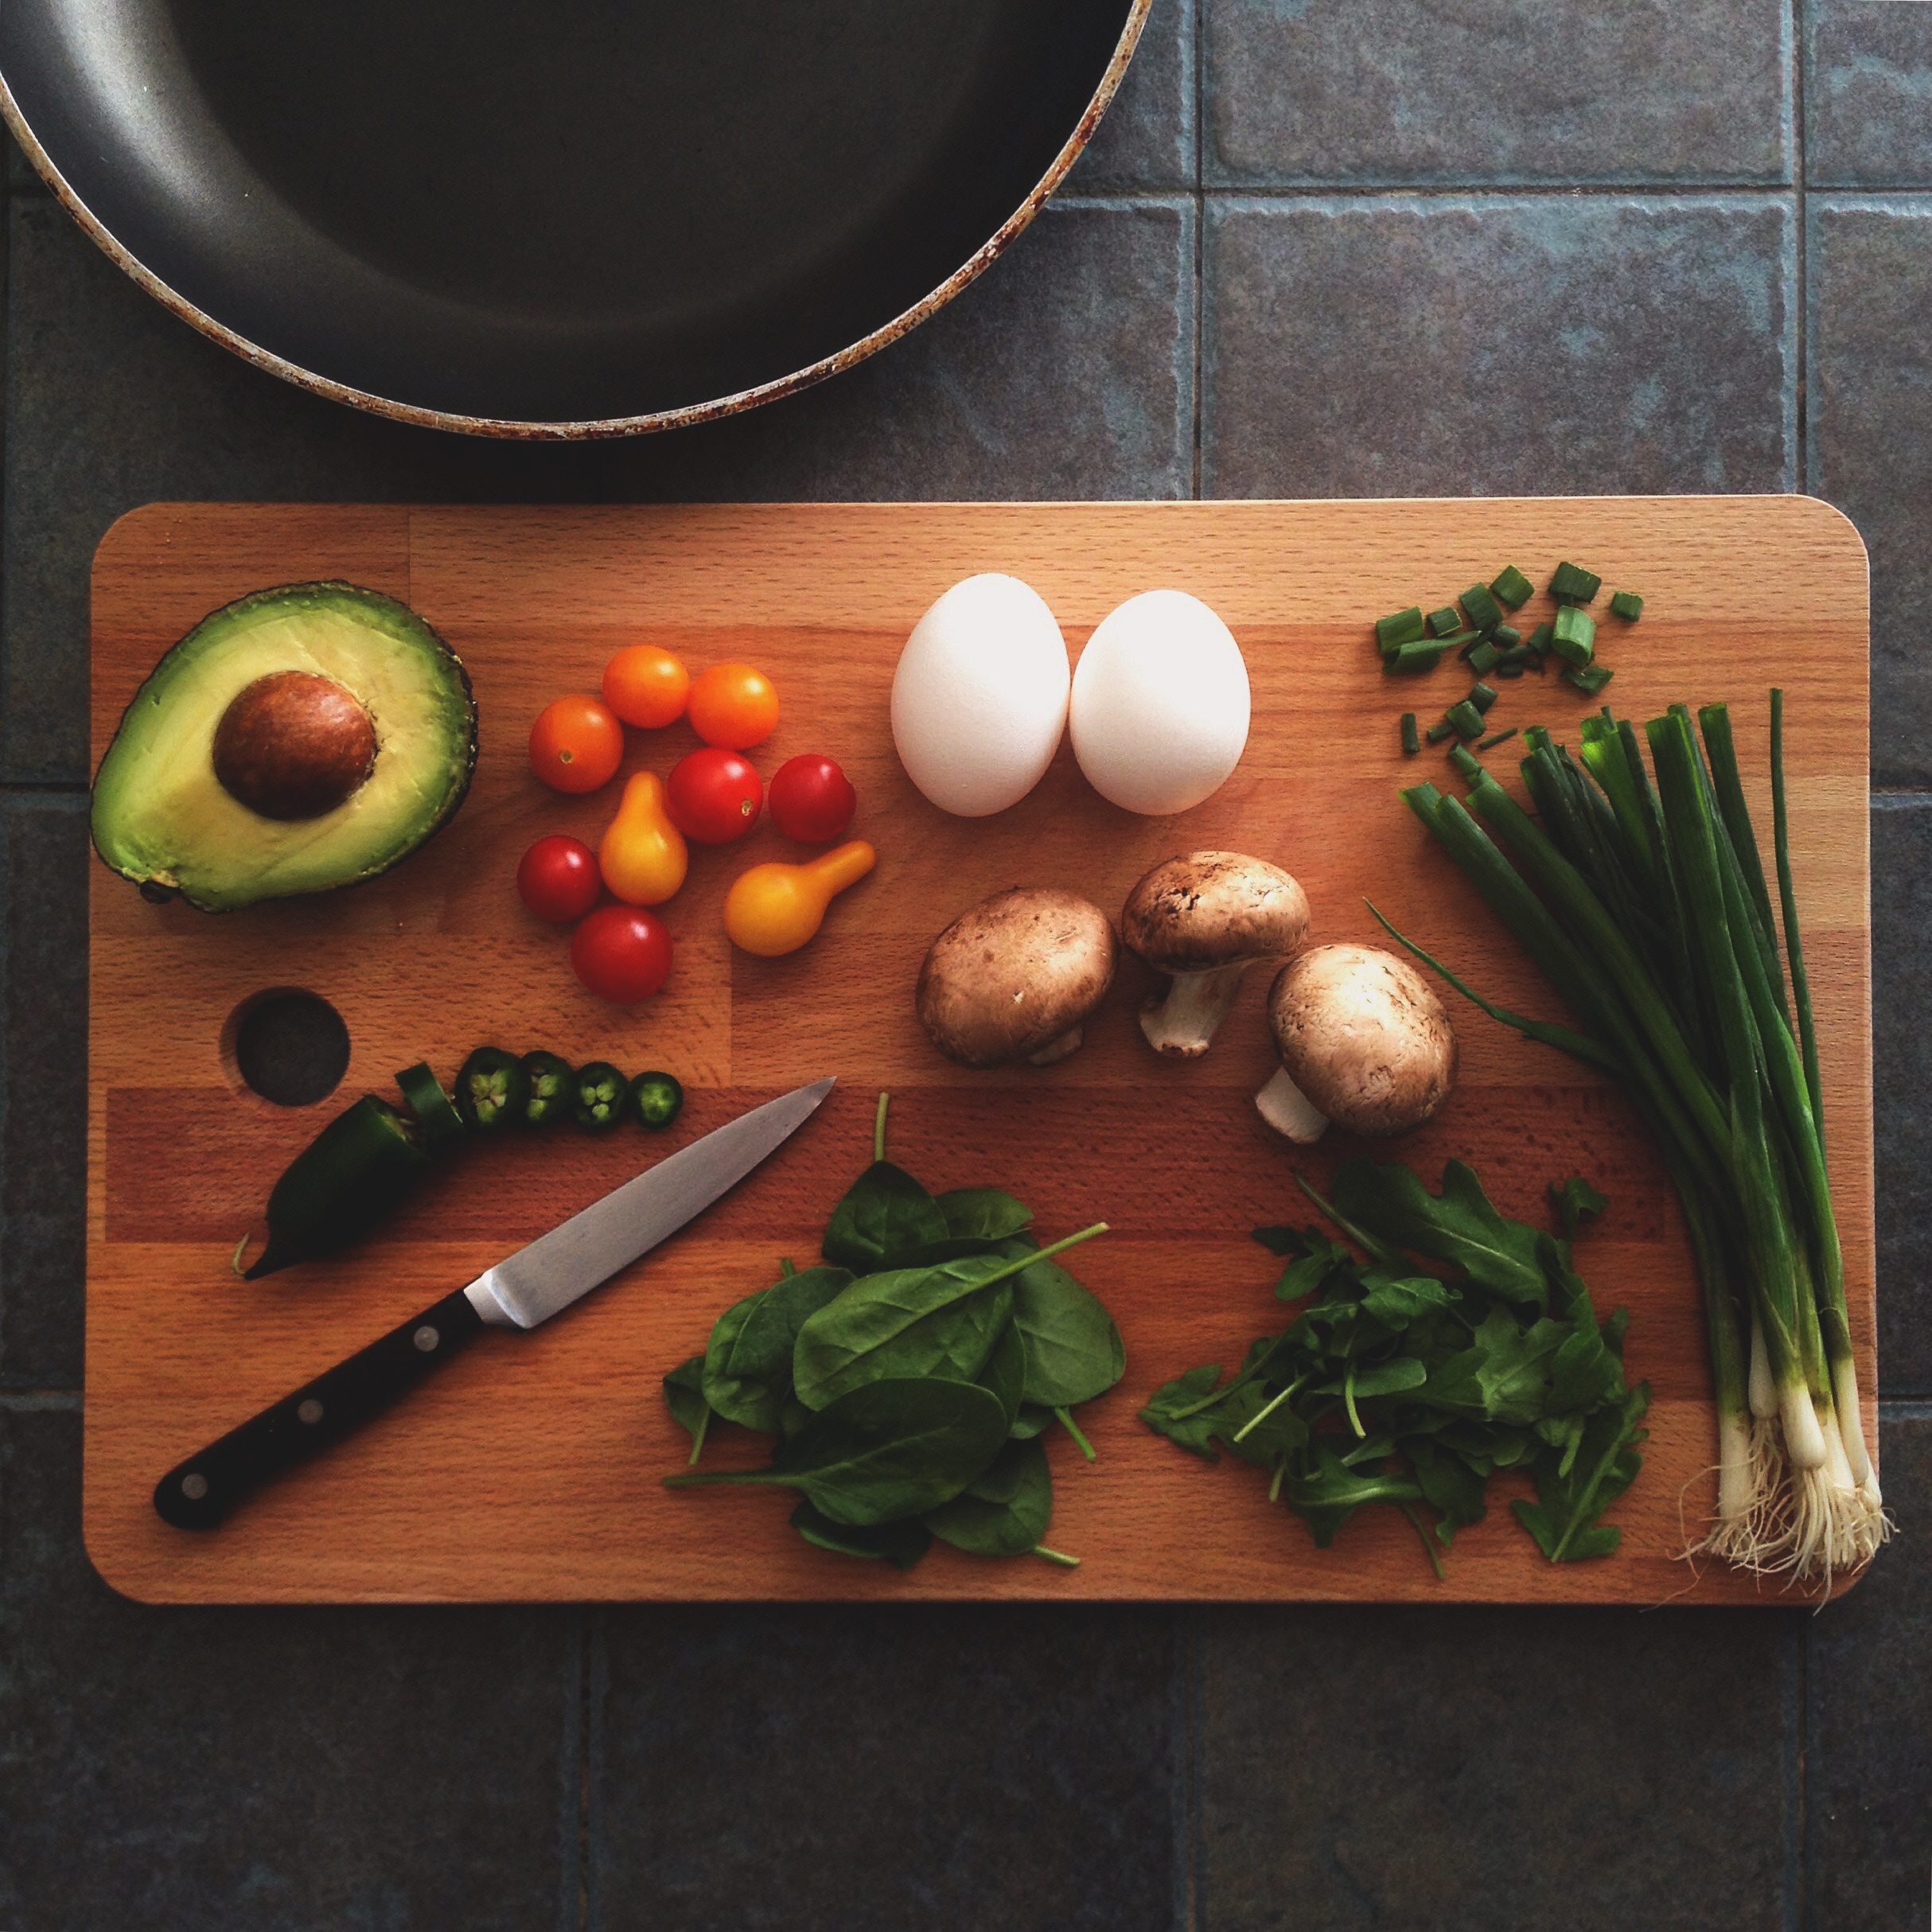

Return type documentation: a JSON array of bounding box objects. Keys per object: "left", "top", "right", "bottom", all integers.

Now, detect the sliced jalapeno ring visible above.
[
  {"left": 520, "top": 1050, "right": 575, "bottom": 1129},
  {"left": 629, "top": 1070, "right": 684, "bottom": 1131},
  {"left": 395, "top": 1061, "right": 465, "bottom": 1149},
  {"left": 572, "top": 1061, "right": 629, "bottom": 1133},
  {"left": 454, "top": 1046, "right": 529, "bottom": 1133}
]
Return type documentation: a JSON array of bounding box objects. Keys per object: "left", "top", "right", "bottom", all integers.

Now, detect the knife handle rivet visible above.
[
  {"left": 413, "top": 1326, "right": 440, "bottom": 1353},
  {"left": 180, "top": 1473, "right": 208, "bottom": 1501},
  {"left": 298, "top": 1399, "right": 324, "bottom": 1425}
]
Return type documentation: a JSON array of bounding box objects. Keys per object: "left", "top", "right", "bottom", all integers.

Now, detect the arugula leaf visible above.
[
  {"left": 1549, "top": 1174, "right": 1608, "bottom": 1240},
  {"left": 1278, "top": 1446, "right": 1426, "bottom": 1547},
  {"left": 1332, "top": 1159, "right": 1549, "bottom": 1309},
  {"left": 789, "top": 1500, "right": 933, "bottom": 1570},
  {"left": 923, "top": 1436, "right": 1054, "bottom": 1556},
  {"left": 1404, "top": 1436, "right": 1489, "bottom": 1545},
  {"left": 1513, "top": 1384, "right": 1651, "bottom": 1560},
  {"left": 821, "top": 1160, "right": 951, "bottom": 1272}
]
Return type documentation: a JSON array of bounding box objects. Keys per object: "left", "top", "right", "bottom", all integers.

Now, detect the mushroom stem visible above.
[
  {"left": 1026, "top": 1025, "right": 1085, "bottom": 1068},
  {"left": 1139, "top": 963, "right": 1252, "bottom": 1058},
  {"left": 1255, "top": 1066, "right": 1330, "bottom": 1143}
]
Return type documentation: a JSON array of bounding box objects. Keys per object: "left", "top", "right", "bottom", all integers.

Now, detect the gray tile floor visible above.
[{"left": 3, "top": 2, "right": 1928, "bottom": 1924}]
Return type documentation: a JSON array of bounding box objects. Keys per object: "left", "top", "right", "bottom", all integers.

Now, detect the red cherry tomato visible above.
[
  {"left": 665, "top": 747, "right": 763, "bottom": 844},
  {"left": 530, "top": 694, "right": 625, "bottom": 794},
  {"left": 516, "top": 834, "right": 602, "bottom": 923},
  {"left": 571, "top": 905, "right": 673, "bottom": 1003},
  {"left": 767, "top": 754, "right": 857, "bottom": 843}
]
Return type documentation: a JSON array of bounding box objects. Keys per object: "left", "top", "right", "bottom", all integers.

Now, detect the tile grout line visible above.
[
  {"left": 1792, "top": 0, "right": 1809, "bottom": 494},
  {"left": 1190, "top": 0, "right": 1203, "bottom": 504}
]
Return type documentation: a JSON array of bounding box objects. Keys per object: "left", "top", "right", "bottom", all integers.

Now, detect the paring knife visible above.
[{"left": 154, "top": 1075, "right": 836, "bottom": 1530}]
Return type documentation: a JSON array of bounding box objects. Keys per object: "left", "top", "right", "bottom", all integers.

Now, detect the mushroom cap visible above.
[
  {"left": 1265, "top": 942, "right": 1456, "bottom": 1136},
  {"left": 1120, "top": 851, "right": 1310, "bottom": 974},
  {"left": 917, "top": 887, "right": 1119, "bottom": 1067}
]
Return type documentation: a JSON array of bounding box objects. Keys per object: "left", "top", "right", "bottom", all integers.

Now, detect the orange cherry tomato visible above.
[
  {"left": 598, "top": 772, "right": 688, "bottom": 906},
  {"left": 687, "top": 663, "right": 780, "bottom": 750},
  {"left": 530, "top": 694, "right": 625, "bottom": 794},
  {"left": 723, "top": 841, "right": 876, "bottom": 957},
  {"left": 602, "top": 645, "right": 690, "bottom": 729}
]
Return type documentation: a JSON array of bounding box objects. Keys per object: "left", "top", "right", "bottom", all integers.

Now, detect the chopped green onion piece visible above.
[
  {"left": 1383, "top": 639, "right": 1448, "bottom": 674},
  {"left": 1478, "top": 726, "right": 1520, "bottom": 752},
  {"left": 1425, "top": 719, "right": 1456, "bottom": 745},
  {"left": 1490, "top": 564, "right": 1533, "bottom": 608},
  {"left": 1609, "top": 590, "right": 1643, "bottom": 621},
  {"left": 1548, "top": 560, "right": 1602, "bottom": 605},
  {"left": 1525, "top": 621, "right": 1553, "bottom": 655},
  {"left": 1427, "top": 606, "right": 1462, "bottom": 637},
  {"left": 1493, "top": 660, "right": 1526, "bottom": 679},
  {"left": 1446, "top": 699, "right": 1486, "bottom": 739},
  {"left": 1400, "top": 711, "right": 1420, "bottom": 754},
  {"left": 1467, "top": 640, "right": 1502, "bottom": 676},
  {"left": 1376, "top": 605, "right": 1427, "bottom": 649},
  {"left": 1459, "top": 583, "right": 1504, "bottom": 634},
  {"left": 1447, "top": 742, "right": 1484, "bottom": 781},
  {"left": 1550, "top": 605, "right": 1595, "bottom": 666},
  {"left": 1493, "top": 625, "right": 1521, "bottom": 649},
  {"left": 1563, "top": 663, "right": 1614, "bottom": 695},
  {"left": 1469, "top": 681, "right": 1499, "bottom": 714}
]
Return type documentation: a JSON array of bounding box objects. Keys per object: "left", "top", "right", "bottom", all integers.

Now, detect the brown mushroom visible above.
[
  {"left": 917, "top": 887, "right": 1119, "bottom": 1067},
  {"left": 1120, "top": 851, "right": 1311, "bottom": 1057},
  {"left": 1256, "top": 942, "right": 1456, "bottom": 1141}
]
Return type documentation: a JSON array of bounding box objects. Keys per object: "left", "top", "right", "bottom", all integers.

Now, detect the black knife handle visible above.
[{"left": 153, "top": 1287, "right": 489, "bottom": 1530}]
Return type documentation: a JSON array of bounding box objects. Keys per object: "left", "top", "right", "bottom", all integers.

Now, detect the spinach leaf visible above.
[
  {"left": 701, "top": 1292, "right": 785, "bottom": 1433},
  {"left": 923, "top": 1436, "right": 1053, "bottom": 1556},
  {"left": 661, "top": 1354, "right": 712, "bottom": 1465},
  {"left": 821, "top": 1160, "right": 950, "bottom": 1272},
  {"left": 976, "top": 1319, "right": 1026, "bottom": 1432},
  {"left": 937, "top": 1188, "right": 1034, "bottom": 1241},
  {"left": 1010, "top": 1403, "right": 1054, "bottom": 1440},
  {"left": 664, "top": 1376, "right": 1010, "bottom": 1526},
  {"left": 789, "top": 1499, "right": 932, "bottom": 1571},
  {"left": 1332, "top": 1159, "right": 1549, "bottom": 1310},
  {"left": 701, "top": 1266, "right": 855, "bottom": 1433},
  {"left": 792, "top": 1260, "right": 1017, "bottom": 1410},
  {"left": 1011, "top": 1250, "right": 1127, "bottom": 1408}
]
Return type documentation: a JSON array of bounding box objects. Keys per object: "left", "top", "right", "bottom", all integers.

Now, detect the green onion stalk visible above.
[{"left": 1380, "top": 695, "right": 1885, "bottom": 1581}]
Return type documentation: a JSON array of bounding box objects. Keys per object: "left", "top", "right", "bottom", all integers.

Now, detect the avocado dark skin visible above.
[{"left": 212, "top": 671, "right": 377, "bottom": 820}]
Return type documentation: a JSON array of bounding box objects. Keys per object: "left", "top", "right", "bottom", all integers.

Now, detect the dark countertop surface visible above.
[{"left": 4, "top": 3, "right": 1928, "bottom": 1924}]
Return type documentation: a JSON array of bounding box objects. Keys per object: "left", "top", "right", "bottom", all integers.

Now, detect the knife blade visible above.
[{"left": 153, "top": 1075, "right": 836, "bottom": 1530}]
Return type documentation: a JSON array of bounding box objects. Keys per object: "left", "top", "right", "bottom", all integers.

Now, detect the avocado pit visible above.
[{"left": 212, "top": 672, "right": 376, "bottom": 820}]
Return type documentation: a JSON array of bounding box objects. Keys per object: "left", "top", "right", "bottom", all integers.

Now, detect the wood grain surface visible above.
[{"left": 84, "top": 499, "right": 1873, "bottom": 1604}]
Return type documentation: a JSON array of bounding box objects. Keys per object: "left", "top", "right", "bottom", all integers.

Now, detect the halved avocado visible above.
[{"left": 92, "top": 582, "right": 477, "bottom": 912}]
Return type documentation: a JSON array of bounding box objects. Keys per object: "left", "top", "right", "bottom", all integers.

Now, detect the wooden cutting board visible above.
[{"left": 85, "top": 498, "right": 1874, "bottom": 1604}]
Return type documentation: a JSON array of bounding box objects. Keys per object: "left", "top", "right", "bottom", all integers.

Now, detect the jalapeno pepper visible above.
[
  {"left": 454, "top": 1046, "right": 528, "bottom": 1132},
  {"left": 572, "top": 1061, "right": 629, "bottom": 1132},
  {"left": 630, "top": 1069, "right": 684, "bottom": 1131},
  {"left": 520, "top": 1050, "right": 575, "bottom": 1128},
  {"left": 245, "top": 1097, "right": 434, "bottom": 1280}
]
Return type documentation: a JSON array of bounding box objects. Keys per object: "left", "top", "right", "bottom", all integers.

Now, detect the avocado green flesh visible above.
[{"left": 91, "top": 582, "right": 476, "bottom": 912}]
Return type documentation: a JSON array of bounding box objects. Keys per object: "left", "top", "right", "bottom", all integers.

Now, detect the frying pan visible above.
[{"left": 0, "top": 1, "right": 1147, "bottom": 437}]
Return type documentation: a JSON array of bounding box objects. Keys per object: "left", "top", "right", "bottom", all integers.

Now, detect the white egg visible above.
[
  {"left": 1069, "top": 589, "right": 1251, "bottom": 815},
  {"left": 890, "top": 574, "right": 1070, "bottom": 816}
]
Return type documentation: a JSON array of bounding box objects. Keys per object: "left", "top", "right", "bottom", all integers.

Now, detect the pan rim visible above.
[{"left": 0, "top": 1, "right": 1151, "bottom": 441}]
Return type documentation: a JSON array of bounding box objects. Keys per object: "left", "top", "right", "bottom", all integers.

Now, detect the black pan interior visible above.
[{"left": 2, "top": 0, "right": 1135, "bottom": 425}]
